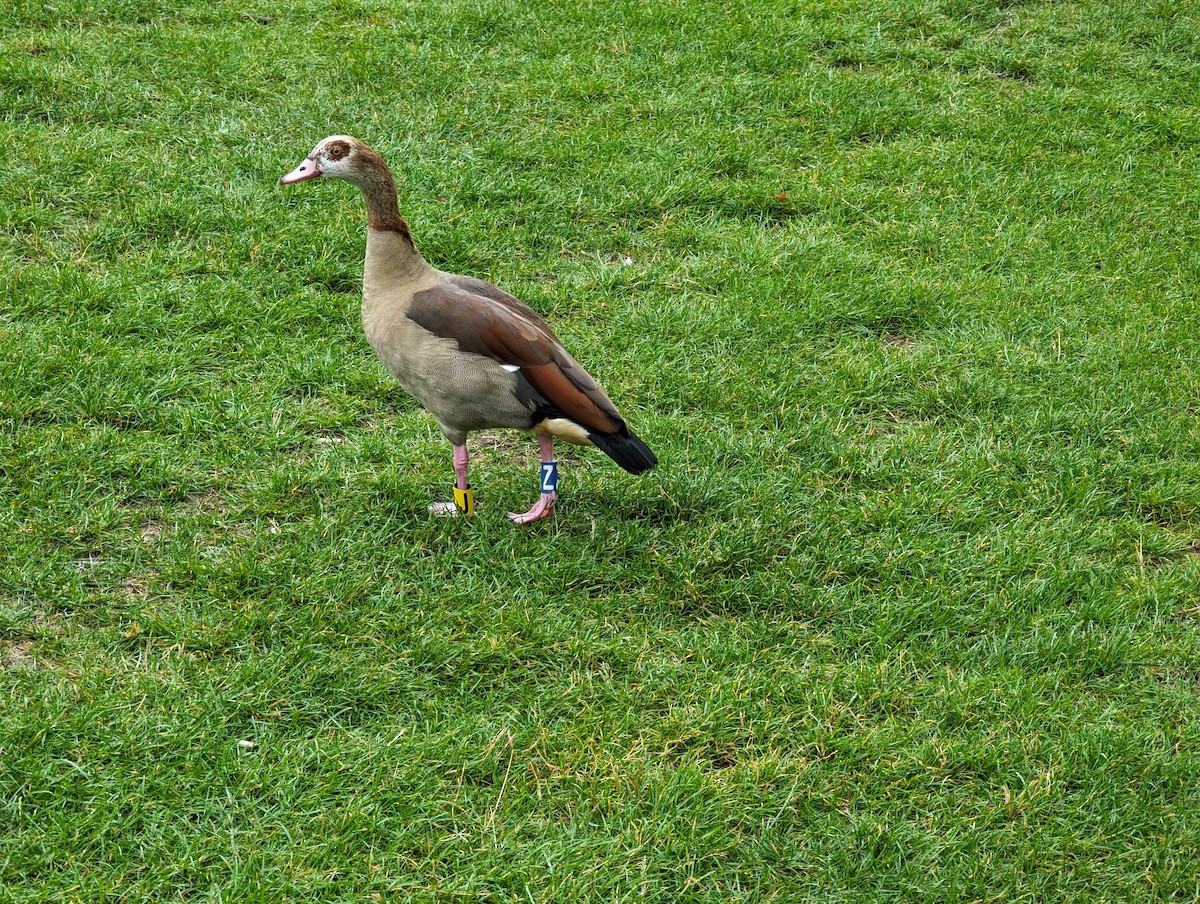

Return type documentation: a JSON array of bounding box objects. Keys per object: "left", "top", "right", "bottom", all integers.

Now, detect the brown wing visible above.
[
  {"left": 408, "top": 276, "right": 624, "bottom": 434},
  {"left": 408, "top": 276, "right": 557, "bottom": 365},
  {"left": 519, "top": 363, "right": 621, "bottom": 432}
]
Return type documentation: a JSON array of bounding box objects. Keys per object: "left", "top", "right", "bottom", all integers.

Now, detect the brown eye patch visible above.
[{"left": 326, "top": 141, "right": 350, "bottom": 160}]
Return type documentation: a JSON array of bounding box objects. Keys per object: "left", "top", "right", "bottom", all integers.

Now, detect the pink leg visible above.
[
  {"left": 429, "top": 444, "right": 473, "bottom": 516},
  {"left": 508, "top": 434, "right": 557, "bottom": 524},
  {"left": 452, "top": 444, "right": 469, "bottom": 489}
]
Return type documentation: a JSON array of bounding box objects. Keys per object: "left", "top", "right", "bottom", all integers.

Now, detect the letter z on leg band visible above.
[{"left": 540, "top": 461, "right": 558, "bottom": 495}]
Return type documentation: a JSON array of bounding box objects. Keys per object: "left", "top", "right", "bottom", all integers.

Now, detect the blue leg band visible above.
[{"left": 540, "top": 460, "right": 558, "bottom": 495}]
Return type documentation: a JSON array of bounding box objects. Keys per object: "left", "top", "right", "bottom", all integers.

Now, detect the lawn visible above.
[{"left": 3, "top": 0, "right": 1200, "bottom": 900}]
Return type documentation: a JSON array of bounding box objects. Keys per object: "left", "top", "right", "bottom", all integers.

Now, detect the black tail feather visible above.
[{"left": 589, "top": 428, "right": 657, "bottom": 475}]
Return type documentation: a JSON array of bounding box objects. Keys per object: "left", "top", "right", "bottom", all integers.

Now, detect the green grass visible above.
[{"left": 3, "top": 0, "right": 1200, "bottom": 899}]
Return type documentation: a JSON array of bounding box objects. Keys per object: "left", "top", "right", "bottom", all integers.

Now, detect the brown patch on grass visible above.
[
  {"left": 125, "top": 577, "right": 150, "bottom": 600},
  {"left": 140, "top": 520, "right": 165, "bottom": 541},
  {"left": 183, "top": 490, "right": 230, "bottom": 515},
  {"left": 228, "top": 519, "right": 282, "bottom": 539},
  {"left": 0, "top": 613, "right": 61, "bottom": 671},
  {"left": 2, "top": 638, "right": 36, "bottom": 671},
  {"left": 881, "top": 332, "right": 916, "bottom": 352}
]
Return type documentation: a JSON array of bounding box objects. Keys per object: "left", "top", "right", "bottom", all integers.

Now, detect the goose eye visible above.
[{"left": 327, "top": 144, "right": 346, "bottom": 160}]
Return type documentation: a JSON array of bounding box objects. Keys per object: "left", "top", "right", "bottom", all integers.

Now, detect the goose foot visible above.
[{"left": 508, "top": 492, "right": 556, "bottom": 524}]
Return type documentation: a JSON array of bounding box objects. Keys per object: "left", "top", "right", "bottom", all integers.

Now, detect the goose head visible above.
[{"left": 280, "top": 135, "right": 382, "bottom": 187}]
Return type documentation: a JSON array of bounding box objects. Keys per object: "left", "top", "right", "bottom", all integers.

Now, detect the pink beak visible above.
[{"left": 280, "top": 156, "right": 321, "bottom": 185}]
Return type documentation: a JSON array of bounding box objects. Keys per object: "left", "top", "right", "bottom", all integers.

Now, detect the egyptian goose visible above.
[{"left": 280, "top": 136, "right": 657, "bottom": 523}]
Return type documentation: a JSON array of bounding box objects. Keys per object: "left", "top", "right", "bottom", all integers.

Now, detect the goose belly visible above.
[{"left": 362, "top": 309, "right": 534, "bottom": 439}]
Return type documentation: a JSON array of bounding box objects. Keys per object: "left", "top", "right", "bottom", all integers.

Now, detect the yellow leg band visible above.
[{"left": 453, "top": 485, "right": 475, "bottom": 516}]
